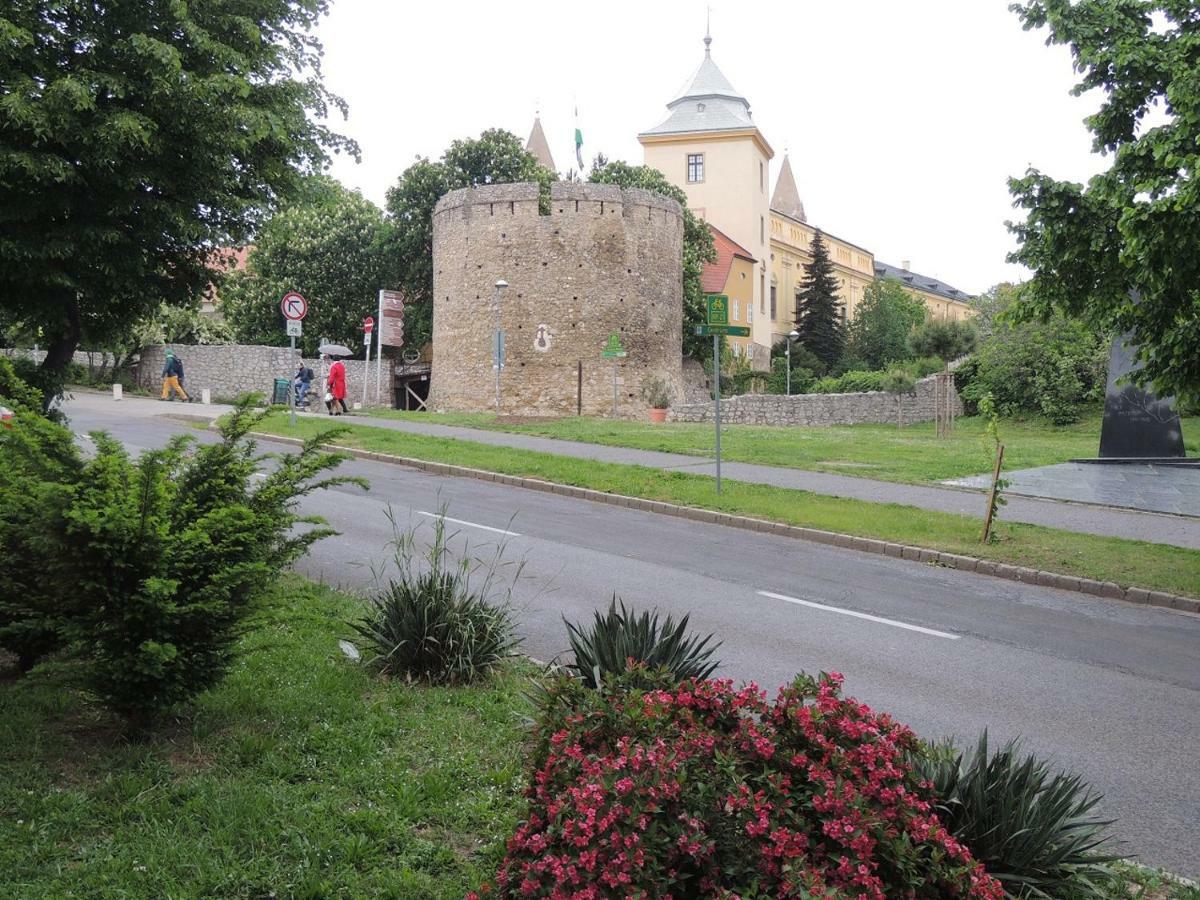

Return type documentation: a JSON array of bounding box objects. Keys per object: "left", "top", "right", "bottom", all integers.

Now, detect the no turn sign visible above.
[{"left": 281, "top": 291, "right": 308, "bottom": 321}]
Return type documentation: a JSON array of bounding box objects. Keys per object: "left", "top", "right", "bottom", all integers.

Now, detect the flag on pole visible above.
[{"left": 574, "top": 106, "right": 584, "bottom": 170}]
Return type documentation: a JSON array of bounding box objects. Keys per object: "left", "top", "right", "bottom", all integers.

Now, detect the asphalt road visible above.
[{"left": 65, "top": 399, "right": 1200, "bottom": 878}]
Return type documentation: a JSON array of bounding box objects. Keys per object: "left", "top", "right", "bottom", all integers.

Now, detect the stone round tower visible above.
[{"left": 430, "top": 182, "right": 684, "bottom": 417}]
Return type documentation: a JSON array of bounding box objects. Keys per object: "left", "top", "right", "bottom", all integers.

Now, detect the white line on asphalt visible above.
[
  {"left": 756, "top": 590, "right": 960, "bottom": 640},
  {"left": 416, "top": 511, "right": 521, "bottom": 537}
]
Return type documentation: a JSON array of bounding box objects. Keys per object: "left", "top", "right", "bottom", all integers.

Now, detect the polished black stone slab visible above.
[{"left": 1098, "top": 332, "right": 1186, "bottom": 460}]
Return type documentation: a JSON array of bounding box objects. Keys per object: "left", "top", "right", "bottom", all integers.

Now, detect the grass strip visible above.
[
  {"left": 257, "top": 413, "right": 1199, "bottom": 599},
  {"left": 364, "top": 407, "right": 1200, "bottom": 485},
  {"left": 0, "top": 577, "right": 531, "bottom": 898}
]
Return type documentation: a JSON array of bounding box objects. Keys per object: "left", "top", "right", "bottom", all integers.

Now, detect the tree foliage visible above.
[
  {"left": 0, "top": 0, "right": 354, "bottom": 398},
  {"left": 845, "top": 278, "right": 928, "bottom": 370},
  {"left": 223, "top": 178, "right": 397, "bottom": 356},
  {"left": 909, "top": 319, "right": 978, "bottom": 369},
  {"left": 384, "top": 130, "right": 552, "bottom": 349},
  {"left": 588, "top": 161, "right": 717, "bottom": 360},
  {"left": 792, "top": 231, "right": 845, "bottom": 371},
  {"left": 1008, "top": 0, "right": 1200, "bottom": 403}
]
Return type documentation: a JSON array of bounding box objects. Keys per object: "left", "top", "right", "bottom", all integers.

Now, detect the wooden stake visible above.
[{"left": 981, "top": 442, "right": 1005, "bottom": 543}]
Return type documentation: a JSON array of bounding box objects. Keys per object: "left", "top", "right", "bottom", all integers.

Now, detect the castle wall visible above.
[{"left": 430, "top": 182, "right": 685, "bottom": 417}]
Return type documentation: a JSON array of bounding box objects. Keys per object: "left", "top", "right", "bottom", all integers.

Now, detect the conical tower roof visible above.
[
  {"left": 640, "top": 35, "right": 756, "bottom": 137},
  {"left": 525, "top": 116, "right": 556, "bottom": 172},
  {"left": 771, "top": 154, "right": 807, "bottom": 223}
]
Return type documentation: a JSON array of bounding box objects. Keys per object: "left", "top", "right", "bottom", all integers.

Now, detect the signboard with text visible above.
[
  {"left": 379, "top": 290, "right": 405, "bottom": 348},
  {"left": 694, "top": 324, "right": 750, "bottom": 337},
  {"left": 706, "top": 294, "right": 729, "bottom": 326},
  {"left": 601, "top": 333, "right": 628, "bottom": 358}
]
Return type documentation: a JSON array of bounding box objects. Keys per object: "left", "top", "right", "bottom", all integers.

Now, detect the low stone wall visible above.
[
  {"left": 134, "top": 344, "right": 395, "bottom": 407},
  {"left": 669, "top": 374, "right": 961, "bottom": 426}
]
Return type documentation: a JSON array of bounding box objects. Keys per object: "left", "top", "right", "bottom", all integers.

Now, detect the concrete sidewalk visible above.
[{"left": 66, "top": 391, "right": 1200, "bottom": 549}]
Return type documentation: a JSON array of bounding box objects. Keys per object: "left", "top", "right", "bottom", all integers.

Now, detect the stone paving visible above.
[{"left": 946, "top": 461, "right": 1200, "bottom": 517}]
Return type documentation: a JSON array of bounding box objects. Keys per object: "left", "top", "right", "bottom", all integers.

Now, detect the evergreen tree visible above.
[{"left": 793, "top": 231, "right": 845, "bottom": 371}]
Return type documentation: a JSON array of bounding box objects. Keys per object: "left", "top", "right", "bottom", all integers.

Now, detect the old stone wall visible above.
[
  {"left": 134, "top": 344, "right": 395, "bottom": 407},
  {"left": 670, "top": 374, "right": 962, "bottom": 426},
  {"left": 430, "top": 182, "right": 684, "bottom": 417}
]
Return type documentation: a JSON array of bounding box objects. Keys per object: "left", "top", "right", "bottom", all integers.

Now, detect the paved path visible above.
[
  {"left": 63, "top": 397, "right": 1200, "bottom": 878},
  {"left": 67, "top": 392, "right": 1200, "bottom": 548}
]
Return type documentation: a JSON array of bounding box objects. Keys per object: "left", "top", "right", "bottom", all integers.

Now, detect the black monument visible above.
[{"left": 1092, "top": 331, "right": 1189, "bottom": 462}]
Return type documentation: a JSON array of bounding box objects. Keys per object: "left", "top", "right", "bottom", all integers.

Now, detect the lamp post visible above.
[
  {"left": 493, "top": 279, "right": 508, "bottom": 413},
  {"left": 786, "top": 330, "right": 800, "bottom": 396}
]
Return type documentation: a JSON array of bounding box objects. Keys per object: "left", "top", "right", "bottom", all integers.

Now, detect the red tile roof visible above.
[{"left": 701, "top": 225, "right": 756, "bottom": 294}]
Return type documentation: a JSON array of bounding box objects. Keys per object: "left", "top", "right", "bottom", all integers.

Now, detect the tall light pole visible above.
[
  {"left": 786, "top": 329, "right": 800, "bottom": 396},
  {"left": 493, "top": 279, "right": 508, "bottom": 413}
]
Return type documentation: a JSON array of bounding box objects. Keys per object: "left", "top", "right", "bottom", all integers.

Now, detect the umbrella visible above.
[{"left": 318, "top": 343, "right": 353, "bottom": 358}]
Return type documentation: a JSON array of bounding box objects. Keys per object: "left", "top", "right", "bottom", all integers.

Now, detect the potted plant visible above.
[{"left": 639, "top": 374, "right": 674, "bottom": 423}]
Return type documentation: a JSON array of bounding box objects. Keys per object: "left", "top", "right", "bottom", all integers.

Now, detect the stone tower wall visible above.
[{"left": 430, "top": 182, "right": 684, "bottom": 417}]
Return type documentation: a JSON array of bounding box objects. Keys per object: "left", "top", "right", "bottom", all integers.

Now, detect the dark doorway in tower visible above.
[{"left": 394, "top": 362, "right": 431, "bottom": 411}]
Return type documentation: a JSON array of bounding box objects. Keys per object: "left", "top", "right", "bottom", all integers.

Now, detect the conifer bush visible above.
[{"left": 474, "top": 670, "right": 1004, "bottom": 899}]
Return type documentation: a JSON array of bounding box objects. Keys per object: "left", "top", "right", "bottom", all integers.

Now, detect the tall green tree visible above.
[
  {"left": 844, "top": 278, "right": 928, "bottom": 370},
  {"left": 223, "top": 179, "right": 397, "bottom": 357},
  {"left": 0, "top": 0, "right": 354, "bottom": 403},
  {"left": 793, "top": 231, "right": 844, "bottom": 371},
  {"left": 1009, "top": 0, "right": 1200, "bottom": 402},
  {"left": 588, "top": 161, "right": 716, "bottom": 360},
  {"left": 384, "top": 130, "right": 552, "bottom": 349}
]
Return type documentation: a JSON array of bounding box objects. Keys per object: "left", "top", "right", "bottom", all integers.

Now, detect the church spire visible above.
[
  {"left": 771, "top": 154, "right": 807, "bottom": 223},
  {"left": 525, "top": 115, "right": 556, "bottom": 172}
]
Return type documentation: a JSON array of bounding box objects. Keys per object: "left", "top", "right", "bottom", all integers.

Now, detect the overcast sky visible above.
[{"left": 315, "top": 0, "right": 1107, "bottom": 295}]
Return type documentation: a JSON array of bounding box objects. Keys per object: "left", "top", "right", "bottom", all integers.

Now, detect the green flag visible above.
[{"left": 574, "top": 107, "right": 584, "bottom": 170}]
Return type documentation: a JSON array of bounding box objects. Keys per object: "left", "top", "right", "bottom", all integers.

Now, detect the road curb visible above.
[{"left": 250, "top": 431, "right": 1200, "bottom": 617}]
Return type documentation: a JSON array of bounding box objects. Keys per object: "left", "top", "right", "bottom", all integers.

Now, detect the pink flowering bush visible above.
[{"left": 473, "top": 670, "right": 1004, "bottom": 899}]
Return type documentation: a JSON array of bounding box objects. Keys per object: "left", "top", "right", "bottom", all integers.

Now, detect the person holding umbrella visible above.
[{"left": 322, "top": 352, "right": 348, "bottom": 415}]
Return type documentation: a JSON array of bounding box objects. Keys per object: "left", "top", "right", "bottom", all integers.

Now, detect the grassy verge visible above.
[
  {"left": 257, "top": 413, "right": 1200, "bottom": 598},
  {"left": 365, "top": 407, "right": 1200, "bottom": 484},
  {"left": 0, "top": 577, "right": 531, "bottom": 898}
]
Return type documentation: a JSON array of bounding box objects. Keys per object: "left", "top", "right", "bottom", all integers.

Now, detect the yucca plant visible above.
[
  {"left": 351, "top": 509, "right": 521, "bottom": 684},
  {"left": 913, "top": 731, "right": 1123, "bottom": 898},
  {"left": 563, "top": 597, "right": 721, "bottom": 689}
]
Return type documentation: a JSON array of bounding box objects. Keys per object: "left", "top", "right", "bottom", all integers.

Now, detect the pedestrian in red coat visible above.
[{"left": 324, "top": 354, "right": 348, "bottom": 415}]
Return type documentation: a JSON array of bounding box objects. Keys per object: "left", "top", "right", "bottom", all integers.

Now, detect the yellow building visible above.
[
  {"left": 640, "top": 32, "right": 975, "bottom": 365},
  {"left": 700, "top": 225, "right": 756, "bottom": 357}
]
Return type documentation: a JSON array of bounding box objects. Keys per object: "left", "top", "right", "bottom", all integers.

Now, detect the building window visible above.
[
  {"left": 733, "top": 299, "right": 740, "bottom": 322},
  {"left": 687, "top": 153, "right": 704, "bottom": 183},
  {"left": 747, "top": 303, "right": 753, "bottom": 323},
  {"left": 759, "top": 161, "right": 764, "bottom": 192},
  {"left": 760, "top": 216, "right": 765, "bottom": 244},
  {"left": 770, "top": 285, "right": 777, "bottom": 320}
]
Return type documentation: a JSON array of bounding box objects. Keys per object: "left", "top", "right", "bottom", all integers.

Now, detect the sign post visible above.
[
  {"left": 377, "top": 290, "right": 405, "bottom": 406},
  {"left": 601, "top": 333, "right": 628, "bottom": 418},
  {"left": 700, "top": 295, "right": 735, "bottom": 494},
  {"left": 361, "top": 316, "right": 375, "bottom": 409},
  {"left": 280, "top": 292, "right": 308, "bottom": 427}
]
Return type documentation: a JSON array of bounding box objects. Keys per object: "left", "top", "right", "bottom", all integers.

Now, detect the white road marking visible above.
[
  {"left": 756, "top": 590, "right": 960, "bottom": 640},
  {"left": 416, "top": 511, "right": 521, "bottom": 537}
]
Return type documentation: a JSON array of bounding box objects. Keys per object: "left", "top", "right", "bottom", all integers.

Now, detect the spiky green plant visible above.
[
  {"left": 913, "top": 731, "right": 1123, "bottom": 898},
  {"left": 351, "top": 509, "right": 521, "bottom": 684},
  {"left": 563, "top": 597, "right": 721, "bottom": 689}
]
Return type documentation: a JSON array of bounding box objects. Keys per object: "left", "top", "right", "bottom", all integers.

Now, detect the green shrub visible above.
[
  {"left": 638, "top": 374, "right": 674, "bottom": 409},
  {"left": 351, "top": 510, "right": 521, "bottom": 684},
  {"left": 912, "top": 731, "right": 1123, "bottom": 898},
  {"left": 1, "top": 397, "right": 361, "bottom": 723},
  {"left": 563, "top": 597, "right": 720, "bottom": 688},
  {"left": 810, "top": 369, "right": 887, "bottom": 394},
  {"left": 844, "top": 277, "right": 928, "bottom": 370}
]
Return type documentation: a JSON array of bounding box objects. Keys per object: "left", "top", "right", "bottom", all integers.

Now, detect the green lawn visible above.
[
  {"left": 256, "top": 414, "right": 1200, "bottom": 598},
  {"left": 0, "top": 578, "right": 530, "bottom": 898},
  {"left": 366, "top": 406, "right": 1200, "bottom": 484}
]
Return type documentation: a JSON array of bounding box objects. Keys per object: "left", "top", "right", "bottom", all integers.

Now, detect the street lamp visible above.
[
  {"left": 786, "top": 329, "right": 800, "bottom": 396},
  {"left": 493, "top": 279, "right": 508, "bottom": 413}
]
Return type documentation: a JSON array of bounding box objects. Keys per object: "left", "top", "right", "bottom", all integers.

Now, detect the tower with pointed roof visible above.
[
  {"left": 525, "top": 115, "right": 556, "bottom": 172},
  {"left": 639, "top": 27, "right": 775, "bottom": 364}
]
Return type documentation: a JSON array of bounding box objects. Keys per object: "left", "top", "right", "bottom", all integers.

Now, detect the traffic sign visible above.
[
  {"left": 706, "top": 294, "right": 729, "bottom": 326},
  {"left": 286, "top": 319, "right": 302, "bottom": 337},
  {"left": 694, "top": 324, "right": 750, "bottom": 337},
  {"left": 363, "top": 316, "right": 374, "bottom": 334},
  {"left": 601, "top": 333, "right": 628, "bottom": 358},
  {"left": 281, "top": 291, "right": 308, "bottom": 321}
]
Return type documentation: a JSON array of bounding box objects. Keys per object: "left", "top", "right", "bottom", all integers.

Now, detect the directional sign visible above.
[
  {"left": 286, "top": 319, "right": 302, "bottom": 337},
  {"left": 601, "top": 333, "right": 628, "bottom": 358},
  {"left": 281, "top": 291, "right": 308, "bottom": 321},
  {"left": 706, "top": 294, "right": 729, "bottom": 326},
  {"left": 379, "top": 290, "right": 405, "bottom": 348},
  {"left": 694, "top": 324, "right": 751, "bottom": 337}
]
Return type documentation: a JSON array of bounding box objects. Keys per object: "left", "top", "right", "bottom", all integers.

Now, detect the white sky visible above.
[{"left": 315, "top": 0, "right": 1107, "bottom": 295}]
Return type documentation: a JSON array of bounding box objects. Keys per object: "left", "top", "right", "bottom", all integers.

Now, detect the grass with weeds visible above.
[
  {"left": 365, "top": 407, "right": 1200, "bottom": 484},
  {"left": 0, "top": 577, "right": 532, "bottom": 898},
  {"left": 255, "top": 414, "right": 1200, "bottom": 598}
]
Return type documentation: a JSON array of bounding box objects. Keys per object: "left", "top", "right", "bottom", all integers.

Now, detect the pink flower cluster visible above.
[{"left": 472, "top": 671, "right": 1004, "bottom": 899}]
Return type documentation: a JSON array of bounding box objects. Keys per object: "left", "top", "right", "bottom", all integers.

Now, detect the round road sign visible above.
[{"left": 281, "top": 291, "right": 308, "bottom": 321}]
